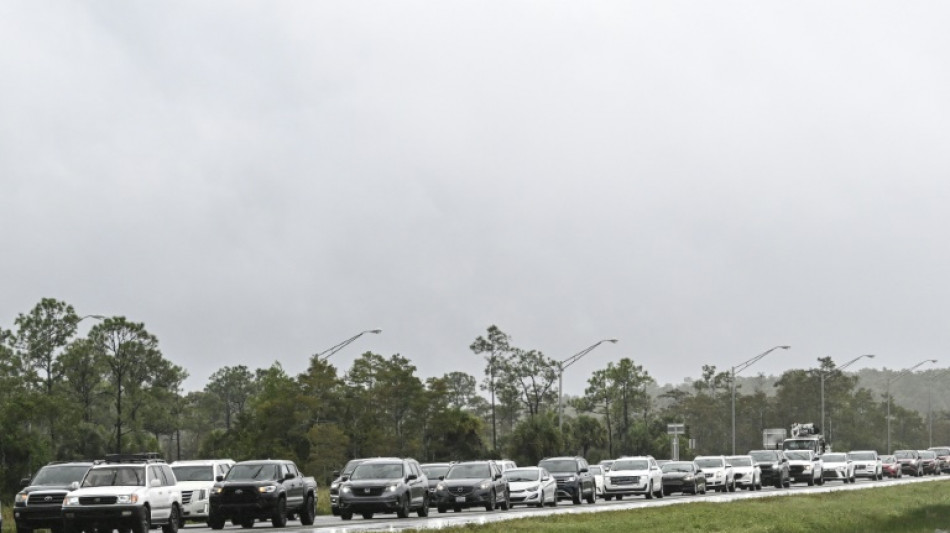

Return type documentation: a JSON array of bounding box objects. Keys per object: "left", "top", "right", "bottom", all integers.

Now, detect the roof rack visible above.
[{"left": 103, "top": 452, "right": 165, "bottom": 464}]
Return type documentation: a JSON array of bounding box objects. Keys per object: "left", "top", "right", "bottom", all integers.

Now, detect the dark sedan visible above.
[
  {"left": 433, "top": 461, "right": 509, "bottom": 513},
  {"left": 660, "top": 461, "right": 706, "bottom": 496}
]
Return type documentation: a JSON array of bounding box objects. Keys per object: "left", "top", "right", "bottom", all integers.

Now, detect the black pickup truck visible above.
[{"left": 208, "top": 460, "right": 316, "bottom": 529}]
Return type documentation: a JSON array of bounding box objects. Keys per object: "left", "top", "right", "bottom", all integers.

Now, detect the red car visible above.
[
  {"left": 928, "top": 447, "right": 950, "bottom": 474},
  {"left": 880, "top": 455, "right": 902, "bottom": 478},
  {"left": 918, "top": 450, "right": 939, "bottom": 475}
]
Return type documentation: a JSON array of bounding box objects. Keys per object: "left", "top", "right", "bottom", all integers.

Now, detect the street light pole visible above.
[
  {"left": 820, "top": 354, "right": 875, "bottom": 440},
  {"left": 886, "top": 359, "right": 937, "bottom": 453},
  {"left": 928, "top": 369, "right": 950, "bottom": 448},
  {"left": 314, "top": 329, "right": 382, "bottom": 361},
  {"left": 558, "top": 339, "right": 618, "bottom": 431},
  {"left": 731, "top": 345, "right": 791, "bottom": 455}
]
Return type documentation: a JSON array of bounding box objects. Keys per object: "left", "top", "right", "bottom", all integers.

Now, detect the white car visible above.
[
  {"left": 847, "top": 451, "right": 882, "bottom": 481},
  {"left": 694, "top": 456, "right": 735, "bottom": 493},
  {"left": 785, "top": 450, "right": 824, "bottom": 486},
  {"left": 822, "top": 453, "right": 855, "bottom": 483},
  {"left": 171, "top": 459, "right": 235, "bottom": 525},
  {"left": 63, "top": 454, "right": 182, "bottom": 533},
  {"left": 603, "top": 456, "right": 663, "bottom": 500},
  {"left": 588, "top": 465, "right": 605, "bottom": 497},
  {"left": 503, "top": 467, "right": 556, "bottom": 507},
  {"left": 726, "top": 455, "right": 762, "bottom": 491}
]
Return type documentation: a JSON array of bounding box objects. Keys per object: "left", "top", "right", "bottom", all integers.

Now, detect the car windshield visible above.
[
  {"left": 446, "top": 464, "right": 491, "bottom": 480},
  {"left": 32, "top": 465, "right": 90, "bottom": 486},
  {"left": 930, "top": 448, "right": 950, "bottom": 456},
  {"left": 538, "top": 460, "right": 577, "bottom": 473},
  {"left": 82, "top": 467, "right": 145, "bottom": 487},
  {"left": 881, "top": 456, "right": 897, "bottom": 464},
  {"left": 848, "top": 452, "right": 876, "bottom": 461},
  {"left": 785, "top": 452, "right": 811, "bottom": 460},
  {"left": 695, "top": 458, "right": 723, "bottom": 468},
  {"left": 749, "top": 452, "right": 777, "bottom": 462},
  {"left": 727, "top": 457, "right": 752, "bottom": 467},
  {"left": 227, "top": 464, "right": 280, "bottom": 481},
  {"left": 342, "top": 461, "right": 363, "bottom": 476},
  {"left": 920, "top": 452, "right": 935, "bottom": 459},
  {"left": 589, "top": 466, "right": 603, "bottom": 475},
  {"left": 504, "top": 469, "right": 540, "bottom": 482},
  {"left": 823, "top": 454, "right": 847, "bottom": 463},
  {"left": 612, "top": 459, "right": 649, "bottom": 471},
  {"left": 351, "top": 463, "right": 404, "bottom": 480},
  {"left": 661, "top": 462, "right": 695, "bottom": 473},
  {"left": 784, "top": 440, "right": 817, "bottom": 450},
  {"left": 172, "top": 466, "right": 214, "bottom": 482},
  {"left": 421, "top": 465, "right": 450, "bottom": 479},
  {"left": 895, "top": 451, "right": 916, "bottom": 459}
]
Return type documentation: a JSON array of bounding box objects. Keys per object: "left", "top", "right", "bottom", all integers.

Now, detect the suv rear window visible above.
[
  {"left": 173, "top": 466, "right": 214, "bottom": 481},
  {"left": 447, "top": 464, "right": 491, "bottom": 479},
  {"left": 538, "top": 459, "right": 577, "bottom": 473}
]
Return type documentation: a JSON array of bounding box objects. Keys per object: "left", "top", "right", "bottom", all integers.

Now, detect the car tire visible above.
[
  {"left": 271, "top": 497, "right": 287, "bottom": 528},
  {"left": 132, "top": 511, "right": 150, "bottom": 533},
  {"left": 208, "top": 514, "right": 225, "bottom": 530},
  {"left": 240, "top": 518, "right": 255, "bottom": 529},
  {"left": 604, "top": 495, "right": 612, "bottom": 501},
  {"left": 417, "top": 495, "right": 429, "bottom": 517},
  {"left": 437, "top": 505, "right": 447, "bottom": 514},
  {"left": 571, "top": 489, "right": 582, "bottom": 505},
  {"left": 645, "top": 482, "right": 654, "bottom": 500},
  {"left": 300, "top": 494, "right": 316, "bottom": 526},
  {"left": 340, "top": 512, "right": 352, "bottom": 521},
  {"left": 453, "top": 506, "right": 462, "bottom": 512},
  {"left": 485, "top": 491, "right": 495, "bottom": 512},
  {"left": 586, "top": 488, "right": 596, "bottom": 504},
  {"left": 807, "top": 475, "right": 815, "bottom": 487},
  {"left": 500, "top": 491, "right": 510, "bottom": 511},
  {"left": 362, "top": 512, "right": 374, "bottom": 520},
  {"left": 729, "top": 479, "right": 736, "bottom": 492},
  {"left": 396, "top": 494, "right": 410, "bottom": 518}
]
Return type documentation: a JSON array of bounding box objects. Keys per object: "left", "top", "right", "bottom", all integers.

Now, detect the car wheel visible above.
[
  {"left": 645, "top": 482, "right": 654, "bottom": 500},
  {"left": 604, "top": 495, "right": 612, "bottom": 501},
  {"left": 300, "top": 494, "right": 316, "bottom": 525},
  {"left": 396, "top": 494, "right": 410, "bottom": 518},
  {"left": 362, "top": 512, "right": 374, "bottom": 520},
  {"left": 729, "top": 479, "right": 736, "bottom": 492},
  {"left": 586, "top": 487, "right": 596, "bottom": 504},
  {"left": 241, "top": 518, "right": 255, "bottom": 529},
  {"left": 500, "top": 491, "right": 510, "bottom": 511},
  {"left": 616, "top": 494, "right": 623, "bottom": 500},
  {"left": 208, "top": 514, "right": 225, "bottom": 530},
  {"left": 485, "top": 490, "right": 495, "bottom": 512},
  {"left": 807, "top": 475, "right": 815, "bottom": 487},
  {"left": 271, "top": 497, "right": 287, "bottom": 528},
  {"left": 437, "top": 505, "right": 447, "bottom": 514},
  {"left": 571, "top": 489, "right": 582, "bottom": 505},
  {"left": 453, "top": 506, "right": 462, "bottom": 513},
  {"left": 131, "top": 511, "right": 150, "bottom": 533},
  {"left": 417, "top": 495, "right": 430, "bottom": 517},
  {"left": 340, "top": 512, "right": 352, "bottom": 521}
]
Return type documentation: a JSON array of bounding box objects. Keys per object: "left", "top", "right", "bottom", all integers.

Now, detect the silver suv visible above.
[{"left": 63, "top": 453, "right": 182, "bottom": 533}]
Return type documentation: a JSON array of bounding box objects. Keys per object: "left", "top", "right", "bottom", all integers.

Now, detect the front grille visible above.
[
  {"left": 352, "top": 487, "right": 385, "bottom": 497},
  {"left": 79, "top": 496, "right": 118, "bottom": 505},
  {"left": 759, "top": 464, "right": 773, "bottom": 471},
  {"left": 734, "top": 473, "right": 745, "bottom": 480},
  {"left": 220, "top": 486, "right": 260, "bottom": 502},
  {"left": 451, "top": 486, "right": 473, "bottom": 495},
  {"left": 28, "top": 492, "right": 66, "bottom": 505},
  {"left": 789, "top": 465, "right": 805, "bottom": 475},
  {"left": 611, "top": 476, "right": 638, "bottom": 485},
  {"left": 181, "top": 491, "right": 193, "bottom": 504}
]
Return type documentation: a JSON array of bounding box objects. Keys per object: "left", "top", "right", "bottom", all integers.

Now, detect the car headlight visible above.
[
  {"left": 15, "top": 492, "right": 28, "bottom": 504},
  {"left": 213, "top": 487, "right": 223, "bottom": 494},
  {"left": 258, "top": 486, "right": 277, "bottom": 493},
  {"left": 330, "top": 482, "right": 340, "bottom": 490},
  {"left": 340, "top": 486, "right": 351, "bottom": 494},
  {"left": 565, "top": 476, "right": 576, "bottom": 482},
  {"left": 436, "top": 483, "right": 447, "bottom": 492},
  {"left": 479, "top": 481, "right": 491, "bottom": 490},
  {"left": 116, "top": 494, "right": 139, "bottom": 504},
  {"left": 386, "top": 484, "right": 399, "bottom": 492},
  {"left": 64, "top": 496, "right": 80, "bottom": 506},
  {"left": 526, "top": 484, "right": 539, "bottom": 492},
  {"left": 803, "top": 466, "right": 812, "bottom": 473},
  {"left": 683, "top": 476, "right": 693, "bottom": 482}
]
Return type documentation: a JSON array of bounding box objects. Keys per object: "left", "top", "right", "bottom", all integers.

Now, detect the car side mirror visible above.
[
  {"left": 341, "top": 476, "right": 350, "bottom": 482},
  {"left": 332, "top": 471, "right": 340, "bottom": 478},
  {"left": 20, "top": 476, "right": 32, "bottom": 487},
  {"left": 579, "top": 468, "right": 589, "bottom": 473},
  {"left": 696, "top": 470, "right": 703, "bottom": 474},
  {"left": 216, "top": 475, "right": 224, "bottom": 482},
  {"left": 407, "top": 474, "right": 417, "bottom": 481},
  {"left": 150, "top": 479, "right": 161, "bottom": 487},
  {"left": 725, "top": 464, "right": 732, "bottom": 468},
  {"left": 70, "top": 481, "right": 80, "bottom": 490},
  {"left": 438, "top": 475, "right": 445, "bottom": 481},
  {"left": 542, "top": 476, "right": 550, "bottom": 481},
  {"left": 284, "top": 472, "right": 296, "bottom": 480},
  {"left": 494, "top": 474, "right": 502, "bottom": 480}
]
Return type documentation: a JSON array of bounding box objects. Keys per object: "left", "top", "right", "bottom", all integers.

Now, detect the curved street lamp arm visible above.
[
  {"left": 315, "top": 329, "right": 382, "bottom": 361},
  {"left": 732, "top": 345, "right": 791, "bottom": 376},
  {"left": 559, "top": 339, "right": 618, "bottom": 372},
  {"left": 888, "top": 359, "right": 938, "bottom": 387}
]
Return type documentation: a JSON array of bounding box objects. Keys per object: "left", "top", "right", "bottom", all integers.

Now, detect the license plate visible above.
[{"left": 455, "top": 496, "right": 466, "bottom": 503}]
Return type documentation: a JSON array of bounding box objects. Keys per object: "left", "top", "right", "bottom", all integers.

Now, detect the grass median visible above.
[{"left": 423, "top": 481, "right": 950, "bottom": 533}]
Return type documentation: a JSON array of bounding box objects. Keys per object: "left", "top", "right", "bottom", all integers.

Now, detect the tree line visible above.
[{"left": 1, "top": 298, "right": 947, "bottom": 500}]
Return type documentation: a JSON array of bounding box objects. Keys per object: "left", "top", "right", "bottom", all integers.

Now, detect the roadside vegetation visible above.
[{"left": 424, "top": 482, "right": 950, "bottom": 533}]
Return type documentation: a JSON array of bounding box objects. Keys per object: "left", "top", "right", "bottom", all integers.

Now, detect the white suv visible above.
[
  {"left": 63, "top": 453, "right": 182, "bottom": 533},
  {"left": 171, "top": 459, "right": 234, "bottom": 526},
  {"left": 694, "top": 456, "right": 735, "bottom": 492},
  {"left": 847, "top": 451, "right": 882, "bottom": 481},
  {"left": 603, "top": 456, "right": 663, "bottom": 500}
]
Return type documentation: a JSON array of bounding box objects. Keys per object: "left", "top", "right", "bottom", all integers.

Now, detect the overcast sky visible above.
[{"left": 3, "top": 2, "right": 949, "bottom": 395}]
